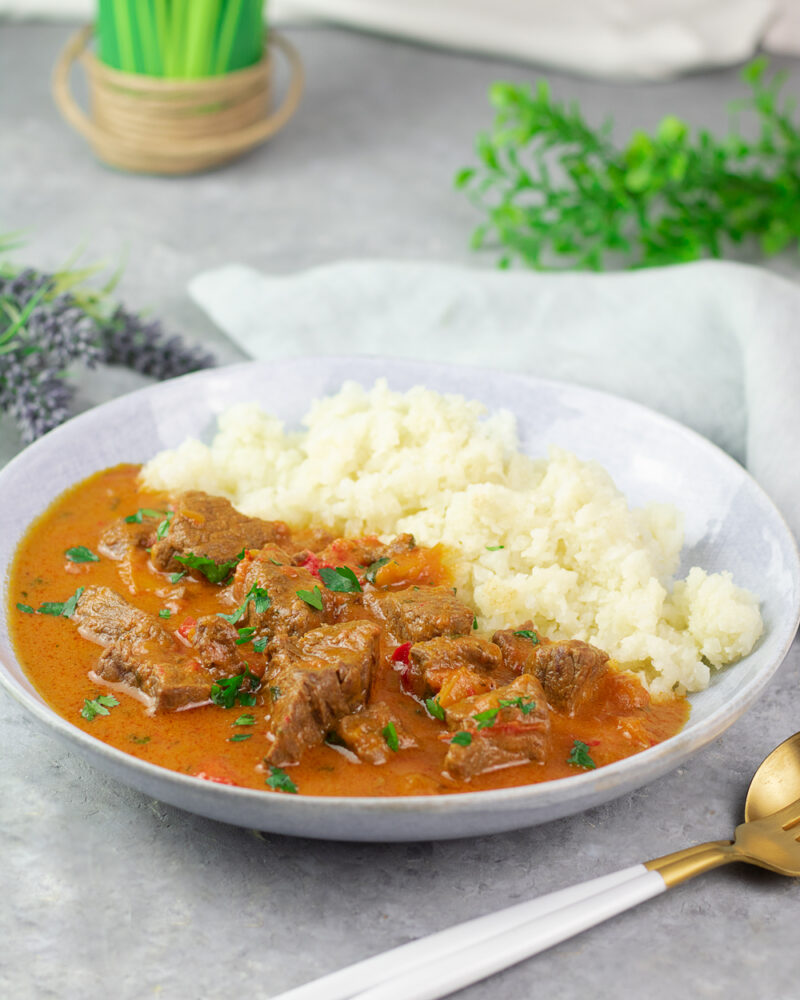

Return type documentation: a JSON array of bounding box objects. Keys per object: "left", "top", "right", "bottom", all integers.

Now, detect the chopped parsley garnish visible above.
[
  {"left": 80, "top": 694, "right": 119, "bottom": 721},
  {"left": 567, "top": 739, "right": 597, "bottom": 770},
  {"left": 169, "top": 571, "right": 187, "bottom": 584},
  {"left": 297, "top": 585, "right": 324, "bottom": 610},
  {"left": 233, "top": 714, "right": 255, "bottom": 726},
  {"left": 210, "top": 666, "right": 261, "bottom": 709},
  {"left": 472, "top": 616, "right": 478, "bottom": 630},
  {"left": 217, "top": 583, "right": 271, "bottom": 624},
  {"left": 37, "top": 586, "right": 84, "bottom": 618},
  {"left": 175, "top": 549, "right": 245, "bottom": 585},
  {"left": 485, "top": 544, "right": 505, "bottom": 551},
  {"left": 229, "top": 733, "right": 253, "bottom": 742},
  {"left": 253, "top": 637, "right": 268, "bottom": 654},
  {"left": 65, "top": 545, "right": 99, "bottom": 563},
  {"left": 266, "top": 766, "right": 298, "bottom": 794},
  {"left": 155, "top": 511, "right": 174, "bottom": 541},
  {"left": 382, "top": 721, "right": 400, "bottom": 752},
  {"left": 268, "top": 557, "right": 283, "bottom": 566},
  {"left": 124, "top": 507, "right": 165, "bottom": 524},
  {"left": 365, "top": 556, "right": 390, "bottom": 584},
  {"left": 269, "top": 685, "right": 282, "bottom": 701},
  {"left": 158, "top": 608, "right": 171, "bottom": 619},
  {"left": 16, "top": 602, "right": 34, "bottom": 614},
  {"left": 472, "top": 708, "right": 499, "bottom": 729},
  {"left": 425, "top": 697, "right": 445, "bottom": 721},
  {"left": 450, "top": 731, "right": 473, "bottom": 747},
  {"left": 498, "top": 696, "right": 538, "bottom": 715},
  {"left": 319, "top": 565, "right": 363, "bottom": 593},
  {"left": 514, "top": 629, "right": 540, "bottom": 644},
  {"left": 236, "top": 626, "right": 256, "bottom": 645}
]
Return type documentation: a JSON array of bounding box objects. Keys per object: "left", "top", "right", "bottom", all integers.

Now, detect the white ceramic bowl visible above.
[{"left": 1, "top": 357, "right": 798, "bottom": 841}]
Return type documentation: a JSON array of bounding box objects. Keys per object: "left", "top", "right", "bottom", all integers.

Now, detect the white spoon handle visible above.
[
  {"left": 351, "top": 868, "right": 666, "bottom": 1000},
  {"left": 272, "top": 864, "right": 651, "bottom": 1000}
]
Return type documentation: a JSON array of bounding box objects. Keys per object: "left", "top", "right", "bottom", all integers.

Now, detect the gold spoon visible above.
[
  {"left": 273, "top": 731, "right": 800, "bottom": 1000},
  {"left": 646, "top": 730, "right": 800, "bottom": 886}
]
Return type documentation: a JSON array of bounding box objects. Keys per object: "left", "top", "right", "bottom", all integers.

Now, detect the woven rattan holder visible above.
[{"left": 53, "top": 26, "right": 304, "bottom": 175}]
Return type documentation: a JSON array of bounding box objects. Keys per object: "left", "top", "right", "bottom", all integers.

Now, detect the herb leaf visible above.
[
  {"left": 217, "top": 583, "right": 271, "bottom": 625},
  {"left": 81, "top": 693, "right": 120, "bottom": 721},
  {"left": 319, "top": 565, "right": 363, "bottom": 593},
  {"left": 498, "top": 696, "right": 538, "bottom": 715},
  {"left": 485, "top": 544, "right": 505, "bottom": 551},
  {"left": 472, "top": 708, "right": 499, "bottom": 730},
  {"left": 567, "top": 739, "right": 597, "bottom": 770},
  {"left": 210, "top": 666, "right": 261, "bottom": 709},
  {"left": 16, "top": 602, "right": 34, "bottom": 614},
  {"left": 365, "top": 557, "right": 390, "bottom": 584},
  {"left": 38, "top": 585, "right": 84, "bottom": 618},
  {"left": 236, "top": 626, "right": 256, "bottom": 645},
  {"left": 450, "top": 731, "right": 473, "bottom": 747},
  {"left": 175, "top": 549, "right": 245, "bottom": 585},
  {"left": 156, "top": 511, "right": 174, "bottom": 540},
  {"left": 266, "top": 766, "right": 298, "bottom": 794},
  {"left": 425, "top": 697, "right": 445, "bottom": 721},
  {"left": 65, "top": 545, "right": 99, "bottom": 563},
  {"left": 233, "top": 714, "right": 255, "bottom": 726},
  {"left": 158, "top": 608, "right": 171, "bottom": 619},
  {"left": 229, "top": 733, "right": 253, "bottom": 742},
  {"left": 124, "top": 507, "right": 165, "bottom": 524},
  {"left": 514, "top": 629, "right": 539, "bottom": 644},
  {"left": 169, "top": 571, "right": 187, "bottom": 584},
  {"left": 253, "top": 637, "right": 268, "bottom": 654},
  {"left": 382, "top": 721, "right": 400, "bottom": 752},
  {"left": 296, "top": 585, "right": 324, "bottom": 610}
]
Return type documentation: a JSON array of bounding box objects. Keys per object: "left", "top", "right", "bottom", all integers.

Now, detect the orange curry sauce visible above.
[{"left": 8, "top": 465, "right": 689, "bottom": 797}]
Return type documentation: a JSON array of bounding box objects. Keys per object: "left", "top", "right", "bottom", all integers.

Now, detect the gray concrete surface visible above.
[{"left": 2, "top": 19, "right": 800, "bottom": 1000}]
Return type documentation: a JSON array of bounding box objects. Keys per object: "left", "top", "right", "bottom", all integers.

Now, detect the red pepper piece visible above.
[{"left": 391, "top": 642, "right": 412, "bottom": 665}]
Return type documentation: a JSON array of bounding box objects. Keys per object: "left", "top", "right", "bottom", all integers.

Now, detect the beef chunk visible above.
[
  {"left": 287, "top": 525, "right": 337, "bottom": 555},
  {"left": 72, "top": 585, "right": 165, "bottom": 646},
  {"left": 98, "top": 519, "right": 156, "bottom": 560},
  {"left": 190, "top": 615, "right": 242, "bottom": 674},
  {"left": 264, "top": 621, "right": 380, "bottom": 765},
  {"left": 232, "top": 544, "right": 353, "bottom": 638},
  {"left": 74, "top": 586, "right": 216, "bottom": 711},
  {"left": 406, "top": 636, "right": 513, "bottom": 704},
  {"left": 150, "top": 490, "right": 291, "bottom": 572},
  {"left": 335, "top": 704, "right": 417, "bottom": 765},
  {"left": 493, "top": 624, "right": 608, "bottom": 714},
  {"left": 443, "top": 675, "right": 549, "bottom": 780},
  {"left": 491, "top": 622, "right": 541, "bottom": 672},
  {"left": 96, "top": 637, "right": 214, "bottom": 712},
  {"left": 363, "top": 586, "right": 474, "bottom": 644}
]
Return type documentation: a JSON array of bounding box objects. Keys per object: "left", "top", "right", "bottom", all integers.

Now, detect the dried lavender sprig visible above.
[
  {"left": 101, "top": 304, "right": 216, "bottom": 378},
  {"left": 0, "top": 263, "right": 216, "bottom": 443}
]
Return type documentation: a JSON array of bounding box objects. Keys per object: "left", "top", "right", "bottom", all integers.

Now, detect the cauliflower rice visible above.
[{"left": 142, "top": 380, "right": 763, "bottom": 695}]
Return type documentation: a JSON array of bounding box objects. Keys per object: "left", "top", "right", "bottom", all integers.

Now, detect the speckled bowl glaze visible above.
[{"left": 1, "top": 357, "right": 798, "bottom": 841}]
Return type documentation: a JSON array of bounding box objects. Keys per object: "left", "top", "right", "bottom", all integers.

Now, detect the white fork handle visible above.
[
  {"left": 351, "top": 867, "right": 667, "bottom": 1000},
  {"left": 271, "top": 864, "right": 653, "bottom": 1000}
]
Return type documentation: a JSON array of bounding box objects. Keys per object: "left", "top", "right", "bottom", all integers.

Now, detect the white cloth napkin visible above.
[
  {"left": 189, "top": 258, "right": 800, "bottom": 539},
  {"left": 6, "top": 0, "right": 799, "bottom": 80}
]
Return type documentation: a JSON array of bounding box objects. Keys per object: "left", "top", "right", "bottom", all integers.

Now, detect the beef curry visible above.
[{"left": 8, "top": 465, "right": 689, "bottom": 797}]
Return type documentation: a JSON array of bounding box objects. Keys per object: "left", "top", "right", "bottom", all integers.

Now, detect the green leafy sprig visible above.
[{"left": 456, "top": 59, "right": 800, "bottom": 271}]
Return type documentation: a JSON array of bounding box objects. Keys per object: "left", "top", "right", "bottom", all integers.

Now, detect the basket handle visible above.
[{"left": 52, "top": 26, "right": 305, "bottom": 157}]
